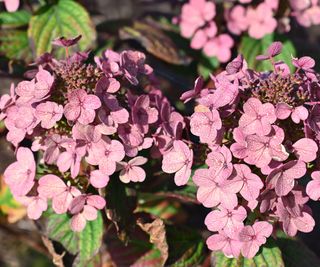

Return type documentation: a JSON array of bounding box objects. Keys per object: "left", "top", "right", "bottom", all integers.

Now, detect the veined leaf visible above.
[
  {"left": 28, "top": 0, "right": 96, "bottom": 58},
  {"left": 0, "top": 10, "right": 31, "bottom": 27},
  {"left": 239, "top": 34, "right": 296, "bottom": 72},
  {"left": 46, "top": 210, "right": 103, "bottom": 267}
]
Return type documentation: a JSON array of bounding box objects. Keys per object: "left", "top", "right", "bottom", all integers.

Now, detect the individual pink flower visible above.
[
  {"left": 35, "top": 101, "right": 63, "bottom": 129},
  {"left": 69, "top": 194, "right": 106, "bottom": 232},
  {"left": 244, "top": 126, "right": 288, "bottom": 168},
  {"left": 207, "top": 228, "right": 243, "bottom": 258},
  {"left": 87, "top": 137, "right": 125, "bottom": 175},
  {"left": 233, "top": 164, "right": 264, "bottom": 201},
  {"left": 180, "top": 0, "right": 216, "bottom": 38},
  {"left": 256, "top": 42, "right": 283, "bottom": 60},
  {"left": 266, "top": 160, "right": 306, "bottom": 196},
  {"left": 306, "top": 171, "right": 320, "bottom": 201},
  {"left": 295, "top": 4, "right": 320, "bottom": 27},
  {"left": 118, "top": 123, "right": 144, "bottom": 148},
  {"left": 52, "top": 35, "right": 81, "bottom": 47},
  {"left": 292, "top": 56, "right": 315, "bottom": 71},
  {"left": 292, "top": 138, "right": 318, "bottom": 162},
  {"left": 225, "top": 5, "right": 248, "bottom": 35},
  {"left": 90, "top": 170, "right": 110, "bottom": 188},
  {"left": 16, "top": 196, "right": 47, "bottom": 220},
  {"left": 239, "top": 98, "right": 276, "bottom": 136},
  {"left": 205, "top": 206, "right": 247, "bottom": 232},
  {"left": 276, "top": 201, "right": 315, "bottom": 236},
  {"left": 203, "top": 34, "right": 234, "bottom": 63},
  {"left": 1, "top": 0, "right": 19, "bottom": 12},
  {"left": 162, "top": 140, "right": 193, "bottom": 186},
  {"left": 193, "top": 168, "right": 242, "bottom": 208},
  {"left": 190, "top": 22, "right": 217, "bottom": 50},
  {"left": 246, "top": 3, "right": 277, "bottom": 39},
  {"left": 57, "top": 140, "right": 85, "bottom": 178},
  {"left": 43, "top": 134, "right": 63, "bottom": 164},
  {"left": 239, "top": 221, "right": 273, "bottom": 258},
  {"left": 96, "top": 76, "right": 120, "bottom": 94},
  {"left": 72, "top": 124, "right": 101, "bottom": 154},
  {"left": 119, "top": 156, "right": 148, "bottom": 183},
  {"left": 4, "top": 147, "right": 35, "bottom": 196},
  {"left": 190, "top": 109, "right": 222, "bottom": 144},
  {"left": 205, "top": 146, "right": 233, "bottom": 180},
  {"left": 132, "top": 95, "right": 158, "bottom": 133},
  {"left": 64, "top": 89, "right": 101, "bottom": 125},
  {"left": 275, "top": 103, "right": 308, "bottom": 123},
  {"left": 38, "top": 174, "right": 81, "bottom": 214}
]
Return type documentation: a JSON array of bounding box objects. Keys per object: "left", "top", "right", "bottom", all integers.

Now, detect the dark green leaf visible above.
[
  {"left": 0, "top": 10, "right": 31, "bottom": 27},
  {"left": 28, "top": 0, "right": 96, "bottom": 58}
]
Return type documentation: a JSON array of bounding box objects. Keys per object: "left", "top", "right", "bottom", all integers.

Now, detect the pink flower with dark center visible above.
[
  {"left": 16, "top": 196, "right": 47, "bottom": 220},
  {"left": 69, "top": 194, "right": 106, "bottom": 232},
  {"left": 205, "top": 206, "right": 247, "bottom": 232},
  {"left": 193, "top": 168, "right": 242, "bottom": 208},
  {"left": 190, "top": 108, "right": 222, "bottom": 144},
  {"left": 239, "top": 221, "right": 273, "bottom": 258},
  {"left": 57, "top": 140, "right": 86, "bottom": 178},
  {"left": 87, "top": 137, "right": 125, "bottom": 175},
  {"left": 35, "top": 101, "right": 63, "bottom": 129},
  {"left": 233, "top": 164, "right": 264, "bottom": 201},
  {"left": 292, "top": 138, "right": 318, "bottom": 162},
  {"left": 38, "top": 174, "right": 81, "bottom": 214},
  {"left": 244, "top": 126, "right": 288, "bottom": 168},
  {"left": 162, "top": 140, "right": 193, "bottom": 186},
  {"left": 119, "top": 156, "right": 148, "bottom": 183},
  {"left": 4, "top": 147, "right": 35, "bottom": 196},
  {"left": 306, "top": 171, "right": 320, "bottom": 200},
  {"left": 207, "top": 227, "right": 243, "bottom": 258},
  {"left": 276, "top": 201, "right": 315, "bottom": 236},
  {"left": 266, "top": 160, "right": 306, "bottom": 196},
  {"left": 132, "top": 95, "right": 158, "bottom": 133},
  {"left": 64, "top": 89, "right": 101, "bottom": 125},
  {"left": 239, "top": 97, "right": 276, "bottom": 136},
  {"left": 206, "top": 146, "right": 233, "bottom": 180}
]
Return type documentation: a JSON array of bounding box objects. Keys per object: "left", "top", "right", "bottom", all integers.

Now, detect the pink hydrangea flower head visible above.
[
  {"left": 162, "top": 140, "right": 193, "bottom": 186},
  {"left": 4, "top": 147, "right": 35, "bottom": 196},
  {"left": 239, "top": 221, "right": 273, "bottom": 258},
  {"left": 38, "top": 174, "right": 81, "bottom": 214},
  {"left": 119, "top": 156, "right": 148, "bottom": 183},
  {"left": 64, "top": 89, "right": 101, "bottom": 125},
  {"left": 239, "top": 97, "right": 276, "bottom": 136},
  {"left": 190, "top": 108, "right": 222, "bottom": 144}
]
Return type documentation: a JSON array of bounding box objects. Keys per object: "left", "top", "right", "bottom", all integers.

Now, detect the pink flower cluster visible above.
[
  {"left": 1, "top": 38, "right": 186, "bottom": 231},
  {"left": 177, "top": 0, "right": 320, "bottom": 63},
  {"left": 166, "top": 42, "right": 320, "bottom": 258}
]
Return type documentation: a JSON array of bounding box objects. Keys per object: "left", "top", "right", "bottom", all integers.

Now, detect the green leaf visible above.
[
  {"left": 239, "top": 34, "right": 296, "bottom": 72},
  {"left": 212, "top": 238, "right": 284, "bottom": 267},
  {"left": 0, "top": 29, "right": 31, "bottom": 60},
  {"left": 276, "top": 235, "right": 320, "bottom": 267},
  {"left": 0, "top": 10, "right": 31, "bottom": 27},
  {"left": 28, "top": 0, "right": 96, "bottom": 58},
  {"left": 166, "top": 226, "right": 206, "bottom": 267},
  {"left": 46, "top": 210, "right": 103, "bottom": 267}
]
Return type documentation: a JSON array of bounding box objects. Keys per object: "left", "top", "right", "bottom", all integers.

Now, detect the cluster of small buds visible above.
[
  {"left": 162, "top": 42, "right": 320, "bottom": 258},
  {"left": 176, "top": 0, "right": 320, "bottom": 63},
  {"left": 0, "top": 36, "right": 186, "bottom": 231}
]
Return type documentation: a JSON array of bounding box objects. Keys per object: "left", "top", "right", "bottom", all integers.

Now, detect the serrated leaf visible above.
[
  {"left": 212, "top": 238, "right": 284, "bottom": 267},
  {"left": 239, "top": 34, "right": 296, "bottom": 72},
  {"left": 28, "top": 0, "right": 96, "bottom": 58},
  {"left": 0, "top": 10, "right": 31, "bottom": 27},
  {"left": 0, "top": 29, "right": 31, "bottom": 60},
  {"left": 166, "top": 226, "right": 206, "bottom": 267},
  {"left": 46, "top": 210, "right": 103, "bottom": 266},
  {"left": 276, "top": 235, "right": 320, "bottom": 267}
]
